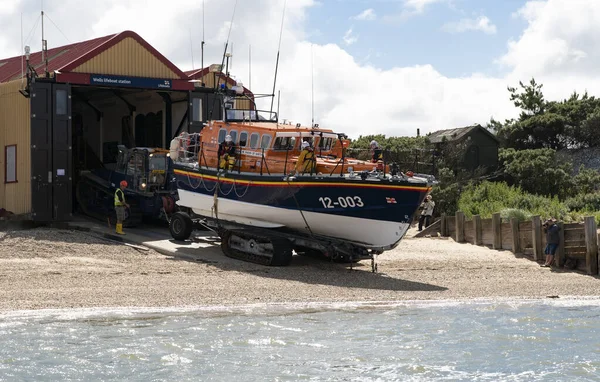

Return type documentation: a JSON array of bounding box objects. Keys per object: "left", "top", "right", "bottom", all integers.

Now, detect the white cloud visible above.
[
  {"left": 382, "top": 0, "right": 444, "bottom": 24},
  {"left": 403, "top": 0, "right": 444, "bottom": 14},
  {"left": 442, "top": 15, "right": 497, "bottom": 35},
  {"left": 498, "top": 0, "right": 600, "bottom": 101},
  {"left": 342, "top": 28, "right": 357, "bottom": 46},
  {"left": 2, "top": 0, "right": 600, "bottom": 140},
  {"left": 0, "top": 0, "right": 22, "bottom": 15},
  {"left": 351, "top": 8, "right": 376, "bottom": 21}
]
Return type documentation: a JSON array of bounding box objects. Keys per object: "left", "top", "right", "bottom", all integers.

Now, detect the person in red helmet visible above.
[{"left": 114, "top": 180, "right": 130, "bottom": 235}]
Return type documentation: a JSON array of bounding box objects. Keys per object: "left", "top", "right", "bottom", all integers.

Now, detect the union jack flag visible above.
[{"left": 386, "top": 197, "right": 397, "bottom": 204}]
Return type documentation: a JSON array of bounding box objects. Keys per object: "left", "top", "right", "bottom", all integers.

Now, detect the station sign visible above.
[{"left": 90, "top": 74, "right": 172, "bottom": 89}]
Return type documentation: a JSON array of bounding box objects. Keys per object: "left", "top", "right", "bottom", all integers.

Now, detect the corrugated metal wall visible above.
[
  {"left": 0, "top": 79, "right": 31, "bottom": 214},
  {"left": 72, "top": 37, "right": 180, "bottom": 79}
]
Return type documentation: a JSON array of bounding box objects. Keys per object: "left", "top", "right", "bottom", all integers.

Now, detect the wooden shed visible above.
[{"left": 427, "top": 124, "right": 499, "bottom": 174}]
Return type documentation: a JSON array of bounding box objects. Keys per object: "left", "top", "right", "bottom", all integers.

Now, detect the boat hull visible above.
[{"left": 174, "top": 167, "right": 430, "bottom": 249}]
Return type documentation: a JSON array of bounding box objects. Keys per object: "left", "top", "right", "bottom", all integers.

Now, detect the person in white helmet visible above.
[
  {"left": 294, "top": 140, "right": 315, "bottom": 175},
  {"left": 370, "top": 140, "right": 383, "bottom": 163},
  {"left": 218, "top": 134, "right": 236, "bottom": 171}
]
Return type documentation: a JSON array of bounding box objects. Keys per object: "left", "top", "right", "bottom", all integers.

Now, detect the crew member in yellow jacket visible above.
[
  {"left": 294, "top": 141, "right": 315, "bottom": 176},
  {"left": 114, "top": 180, "right": 130, "bottom": 235}
]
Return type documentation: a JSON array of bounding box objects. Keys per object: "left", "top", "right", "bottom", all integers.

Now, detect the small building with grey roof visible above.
[{"left": 426, "top": 124, "right": 499, "bottom": 174}]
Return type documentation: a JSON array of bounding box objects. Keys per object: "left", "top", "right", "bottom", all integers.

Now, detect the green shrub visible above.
[
  {"left": 564, "top": 192, "right": 600, "bottom": 212},
  {"left": 429, "top": 168, "right": 468, "bottom": 217},
  {"left": 499, "top": 208, "right": 532, "bottom": 222},
  {"left": 457, "top": 181, "right": 569, "bottom": 220}
]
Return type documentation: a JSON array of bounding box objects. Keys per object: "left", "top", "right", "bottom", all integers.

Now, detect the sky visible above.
[{"left": 1, "top": 0, "right": 600, "bottom": 139}]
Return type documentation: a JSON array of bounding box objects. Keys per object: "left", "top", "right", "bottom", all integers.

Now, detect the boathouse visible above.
[{"left": 0, "top": 30, "right": 253, "bottom": 221}]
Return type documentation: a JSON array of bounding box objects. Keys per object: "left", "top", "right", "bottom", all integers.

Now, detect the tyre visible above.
[{"left": 169, "top": 211, "right": 194, "bottom": 241}]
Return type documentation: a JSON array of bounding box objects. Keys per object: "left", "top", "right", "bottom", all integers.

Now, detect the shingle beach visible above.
[{"left": 0, "top": 227, "right": 598, "bottom": 312}]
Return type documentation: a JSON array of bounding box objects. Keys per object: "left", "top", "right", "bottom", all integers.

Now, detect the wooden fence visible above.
[{"left": 436, "top": 212, "right": 599, "bottom": 275}]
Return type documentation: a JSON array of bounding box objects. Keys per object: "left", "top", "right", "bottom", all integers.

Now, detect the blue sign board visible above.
[{"left": 90, "top": 74, "right": 172, "bottom": 89}]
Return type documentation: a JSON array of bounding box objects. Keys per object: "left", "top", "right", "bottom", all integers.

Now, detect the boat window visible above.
[
  {"left": 217, "top": 128, "right": 227, "bottom": 143},
  {"left": 273, "top": 136, "right": 296, "bottom": 150},
  {"left": 239, "top": 131, "right": 248, "bottom": 147},
  {"left": 318, "top": 137, "right": 333, "bottom": 150},
  {"left": 229, "top": 130, "right": 238, "bottom": 144},
  {"left": 249, "top": 133, "right": 260, "bottom": 149},
  {"left": 261, "top": 134, "right": 272, "bottom": 149}
]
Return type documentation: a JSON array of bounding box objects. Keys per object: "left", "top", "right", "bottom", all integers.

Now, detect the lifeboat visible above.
[{"left": 167, "top": 90, "right": 434, "bottom": 267}]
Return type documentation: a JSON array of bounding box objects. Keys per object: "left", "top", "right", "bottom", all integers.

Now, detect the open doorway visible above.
[{"left": 70, "top": 86, "right": 187, "bottom": 216}]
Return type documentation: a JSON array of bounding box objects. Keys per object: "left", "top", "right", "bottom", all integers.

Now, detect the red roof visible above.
[{"left": 0, "top": 30, "right": 189, "bottom": 83}]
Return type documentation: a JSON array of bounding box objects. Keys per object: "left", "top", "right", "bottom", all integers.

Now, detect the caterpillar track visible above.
[
  {"left": 220, "top": 230, "right": 293, "bottom": 266},
  {"left": 168, "top": 211, "right": 378, "bottom": 270}
]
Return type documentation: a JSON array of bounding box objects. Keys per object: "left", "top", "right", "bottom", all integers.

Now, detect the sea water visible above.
[{"left": 1, "top": 298, "right": 599, "bottom": 381}]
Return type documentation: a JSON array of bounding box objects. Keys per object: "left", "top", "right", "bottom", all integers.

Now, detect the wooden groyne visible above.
[{"left": 423, "top": 212, "right": 599, "bottom": 276}]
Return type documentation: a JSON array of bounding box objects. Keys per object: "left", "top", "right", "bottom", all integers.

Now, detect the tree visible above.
[
  {"left": 507, "top": 78, "right": 546, "bottom": 119},
  {"left": 499, "top": 148, "right": 574, "bottom": 198},
  {"left": 547, "top": 93, "right": 600, "bottom": 148}
]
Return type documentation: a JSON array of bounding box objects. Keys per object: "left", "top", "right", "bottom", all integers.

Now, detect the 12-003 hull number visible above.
[{"left": 319, "top": 196, "right": 364, "bottom": 208}]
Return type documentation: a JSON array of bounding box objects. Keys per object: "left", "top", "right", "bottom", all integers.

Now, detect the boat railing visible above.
[
  {"left": 170, "top": 133, "right": 202, "bottom": 164},
  {"left": 172, "top": 138, "right": 433, "bottom": 181},
  {"left": 178, "top": 142, "right": 404, "bottom": 176}
]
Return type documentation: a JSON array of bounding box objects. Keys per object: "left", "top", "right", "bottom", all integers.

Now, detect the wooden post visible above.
[
  {"left": 557, "top": 222, "right": 565, "bottom": 267},
  {"left": 474, "top": 215, "right": 482, "bottom": 245},
  {"left": 598, "top": 233, "right": 600, "bottom": 276},
  {"left": 455, "top": 211, "right": 465, "bottom": 243},
  {"left": 584, "top": 216, "right": 598, "bottom": 275},
  {"left": 510, "top": 217, "right": 520, "bottom": 254},
  {"left": 532, "top": 215, "right": 542, "bottom": 261},
  {"left": 441, "top": 213, "right": 447, "bottom": 237},
  {"left": 492, "top": 213, "right": 502, "bottom": 249}
]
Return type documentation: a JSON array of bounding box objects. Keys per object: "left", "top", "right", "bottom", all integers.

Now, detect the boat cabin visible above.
[{"left": 170, "top": 91, "right": 388, "bottom": 177}]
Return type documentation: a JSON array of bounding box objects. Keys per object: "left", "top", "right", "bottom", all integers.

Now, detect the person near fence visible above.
[
  {"left": 294, "top": 141, "right": 315, "bottom": 176},
  {"left": 418, "top": 195, "right": 435, "bottom": 231},
  {"left": 542, "top": 218, "right": 560, "bottom": 267},
  {"left": 218, "top": 134, "right": 236, "bottom": 171}
]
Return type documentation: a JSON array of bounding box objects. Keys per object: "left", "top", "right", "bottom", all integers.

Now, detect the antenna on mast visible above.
[
  {"left": 201, "top": 0, "right": 205, "bottom": 86},
  {"left": 21, "top": 12, "right": 24, "bottom": 86},
  {"left": 189, "top": 29, "right": 195, "bottom": 69},
  {"left": 269, "top": 0, "right": 287, "bottom": 116},
  {"left": 208, "top": 0, "right": 238, "bottom": 120},
  {"left": 248, "top": 45, "right": 251, "bottom": 90},
  {"left": 215, "top": 0, "right": 237, "bottom": 90},
  {"left": 41, "top": 0, "right": 49, "bottom": 77},
  {"left": 277, "top": 90, "right": 281, "bottom": 124},
  {"left": 311, "top": 43, "right": 314, "bottom": 127}
]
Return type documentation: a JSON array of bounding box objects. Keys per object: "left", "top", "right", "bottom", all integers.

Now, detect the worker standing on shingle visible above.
[{"left": 114, "top": 180, "right": 130, "bottom": 235}]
